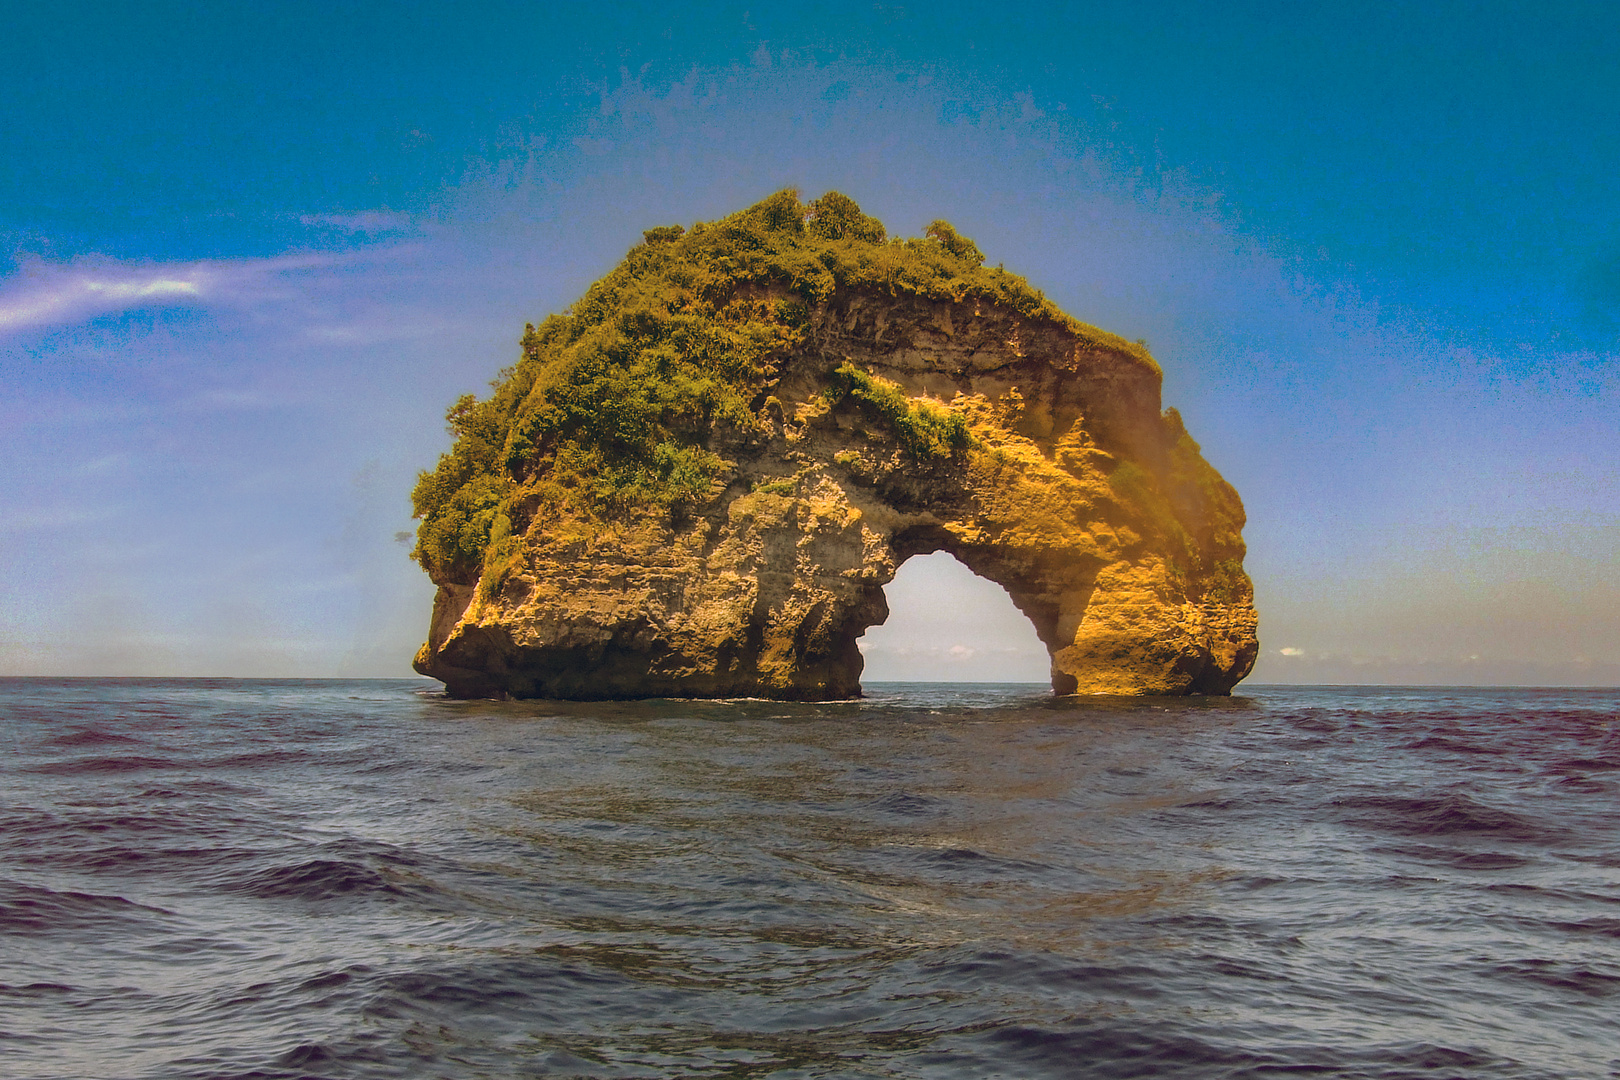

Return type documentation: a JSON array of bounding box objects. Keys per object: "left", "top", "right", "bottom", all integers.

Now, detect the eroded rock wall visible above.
[{"left": 416, "top": 285, "right": 1258, "bottom": 699}]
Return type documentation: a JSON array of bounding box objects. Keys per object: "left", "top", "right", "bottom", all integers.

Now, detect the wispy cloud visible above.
[
  {"left": 0, "top": 252, "right": 343, "bottom": 335},
  {"left": 302, "top": 315, "right": 452, "bottom": 346},
  {"left": 297, "top": 210, "right": 416, "bottom": 235},
  {"left": 0, "top": 504, "right": 121, "bottom": 536},
  {"left": 0, "top": 266, "right": 205, "bottom": 331}
]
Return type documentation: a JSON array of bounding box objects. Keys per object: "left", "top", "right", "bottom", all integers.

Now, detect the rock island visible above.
[{"left": 411, "top": 191, "right": 1258, "bottom": 699}]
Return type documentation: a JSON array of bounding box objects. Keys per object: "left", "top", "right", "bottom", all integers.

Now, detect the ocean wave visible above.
[
  {"left": 2, "top": 680, "right": 1617, "bottom": 1080},
  {"left": 1331, "top": 791, "right": 1558, "bottom": 842},
  {"left": 0, "top": 879, "right": 176, "bottom": 936}
]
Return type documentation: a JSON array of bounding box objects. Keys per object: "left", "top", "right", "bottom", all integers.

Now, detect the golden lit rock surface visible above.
[{"left": 411, "top": 193, "right": 1257, "bottom": 698}]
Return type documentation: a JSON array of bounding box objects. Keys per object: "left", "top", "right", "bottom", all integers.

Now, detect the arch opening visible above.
[{"left": 858, "top": 551, "right": 1052, "bottom": 685}]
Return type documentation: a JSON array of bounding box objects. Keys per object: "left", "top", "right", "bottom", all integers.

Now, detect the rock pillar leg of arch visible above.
[{"left": 1049, "top": 558, "right": 1256, "bottom": 696}]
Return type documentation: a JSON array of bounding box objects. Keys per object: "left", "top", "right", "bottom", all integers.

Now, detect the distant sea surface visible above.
[{"left": 2, "top": 680, "right": 1618, "bottom": 1079}]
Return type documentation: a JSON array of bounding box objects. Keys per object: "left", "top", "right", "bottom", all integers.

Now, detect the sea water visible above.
[{"left": 2, "top": 679, "right": 1617, "bottom": 1079}]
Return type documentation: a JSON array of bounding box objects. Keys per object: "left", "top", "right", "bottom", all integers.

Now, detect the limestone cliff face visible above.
[{"left": 412, "top": 194, "right": 1258, "bottom": 699}]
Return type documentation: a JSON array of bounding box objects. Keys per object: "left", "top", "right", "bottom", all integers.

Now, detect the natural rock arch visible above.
[{"left": 411, "top": 192, "right": 1258, "bottom": 699}]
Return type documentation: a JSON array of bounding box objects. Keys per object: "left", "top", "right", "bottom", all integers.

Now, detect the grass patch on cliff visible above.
[
  {"left": 824, "top": 362, "right": 972, "bottom": 459},
  {"left": 411, "top": 189, "right": 1156, "bottom": 581}
]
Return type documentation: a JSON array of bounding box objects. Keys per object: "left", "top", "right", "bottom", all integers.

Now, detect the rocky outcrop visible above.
[{"left": 411, "top": 194, "right": 1258, "bottom": 698}]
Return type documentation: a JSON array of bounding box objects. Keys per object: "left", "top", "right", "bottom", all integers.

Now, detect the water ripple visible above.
[{"left": 0, "top": 679, "right": 1617, "bottom": 1079}]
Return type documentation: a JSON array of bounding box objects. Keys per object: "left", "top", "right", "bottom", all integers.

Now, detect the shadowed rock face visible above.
[{"left": 416, "top": 280, "right": 1259, "bottom": 700}]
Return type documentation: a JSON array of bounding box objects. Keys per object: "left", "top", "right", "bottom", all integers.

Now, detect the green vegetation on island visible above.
[
  {"left": 823, "top": 362, "right": 972, "bottom": 459},
  {"left": 410, "top": 190, "right": 1156, "bottom": 581}
]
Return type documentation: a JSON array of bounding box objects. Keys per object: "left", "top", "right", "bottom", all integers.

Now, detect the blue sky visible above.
[{"left": 2, "top": 1, "right": 1616, "bottom": 684}]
